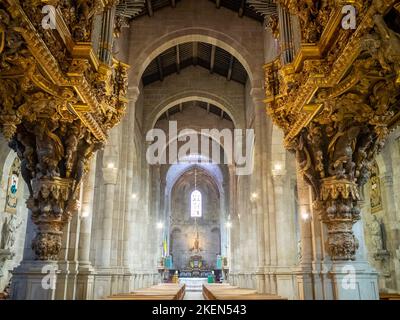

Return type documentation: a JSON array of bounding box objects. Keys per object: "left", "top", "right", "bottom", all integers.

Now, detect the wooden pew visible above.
[
  {"left": 203, "top": 284, "right": 286, "bottom": 300},
  {"left": 105, "top": 295, "right": 177, "bottom": 300},
  {"left": 105, "top": 283, "right": 185, "bottom": 300}
]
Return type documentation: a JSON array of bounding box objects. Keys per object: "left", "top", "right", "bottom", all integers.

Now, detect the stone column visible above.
[
  {"left": 76, "top": 154, "right": 97, "bottom": 299},
  {"left": 100, "top": 166, "right": 118, "bottom": 267},
  {"left": 8, "top": 118, "right": 103, "bottom": 300},
  {"left": 295, "top": 169, "right": 315, "bottom": 300},
  {"left": 272, "top": 169, "right": 298, "bottom": 299},
  {"left": 246, "top": 88, "right": 267, "bottom": 293},
  {"left": 78, "top": 155, "right": 97, "bottom": 265}
]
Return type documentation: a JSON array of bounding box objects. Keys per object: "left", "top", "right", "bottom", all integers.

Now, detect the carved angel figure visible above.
[
  {"left": 34, "top": 120, "right": 64, "bottom": 178},
  {"left": 369, "top": 215, "right": 383, "bottom": 252},
  {"left": 328, "top": 125, "right": 360, "bottom": 180},
  {"left": 295, "top": 133, "right": 319, "bottom": 199}
]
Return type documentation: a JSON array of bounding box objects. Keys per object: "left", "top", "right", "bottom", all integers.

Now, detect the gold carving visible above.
[
  {"left": 0, "top": 0, "right": 128, "bottom": 260},
  {"left": 266, "top": 14, "right": 280, "bottom": 40},
  {"left": 266, "top": 1, "right": 400, "bottom": 260},
  {"left": 370, "top": 161, "right": 383, "bottom": 213}
]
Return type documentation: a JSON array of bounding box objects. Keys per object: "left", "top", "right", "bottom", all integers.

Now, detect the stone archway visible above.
[
  {"left": 145, "top": 92, "right": 243, "bottom": 132},
  {"left": 128, "top": 29, "right": 263, "bottom": 90}
]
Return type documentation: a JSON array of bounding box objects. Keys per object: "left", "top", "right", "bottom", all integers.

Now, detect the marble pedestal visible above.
[
  {"left": 329, "top": 261, "right": 379, "bottom": 300},
  {"left": 10, "top": 260, "right": 59, "bottom": 300}
]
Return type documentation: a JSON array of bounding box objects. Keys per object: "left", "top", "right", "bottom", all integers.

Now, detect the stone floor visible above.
[{"left": 183, "top": 291, "right": 204, "bottom": 300}]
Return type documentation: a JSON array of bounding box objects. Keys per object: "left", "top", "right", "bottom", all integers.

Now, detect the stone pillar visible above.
[
  {"left": 100, "top": 166, "right": 118, "bottom": 267},
  {"left": 262, "top": 1, "right": 400, "bottom": 301},
  {"left": 295, "top": 169, "right": 315, "bottom": 300},
  {"left": 76, "top": 154, "right": 97, "bottom": 299},
  {"left": 8, "top": 119, "right": 103, "bottom": 300},
  {"left": 272, "top": 169, "right": 298, "bottom": 299},
  {"left": 78, "top": 155, "right": 97, "bottom": 265},
  {"left": 252, "top": 98, "right": 267, "bottom": 294}
]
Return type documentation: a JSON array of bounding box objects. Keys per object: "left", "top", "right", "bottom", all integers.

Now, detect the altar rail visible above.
[
  {"left": 105, "top": 283, "right": 186, "bottom": 300},
  {"left": 202, "top": 284, "right": 286, "bottom": 300}
]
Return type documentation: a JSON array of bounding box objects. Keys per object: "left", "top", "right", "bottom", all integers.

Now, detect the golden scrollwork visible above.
[
  {"left": 265, "top": 1, "right": 400, "bottom": 261},
  {"left": 0, "top": 0, "right": 129, "bottom": 260}
]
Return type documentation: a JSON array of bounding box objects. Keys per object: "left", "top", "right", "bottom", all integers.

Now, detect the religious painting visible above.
[
  {"left": 370, "top": 161, "right": 383, "bottom": 214},
  {"left": 5, "top": 157, "right": 21, "bottom": 214}
]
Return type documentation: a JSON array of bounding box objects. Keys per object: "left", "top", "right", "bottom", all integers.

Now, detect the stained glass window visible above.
[{"left": 190, "top": 190, "right": 202, "bottom": 217}]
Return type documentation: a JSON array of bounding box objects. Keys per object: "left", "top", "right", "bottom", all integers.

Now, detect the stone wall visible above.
[
  {"left": 170, "top": 169, "right": 221, "bottom": 270},
  {"left": 143, "top": 67, "right": 245, "bottom": 131}
]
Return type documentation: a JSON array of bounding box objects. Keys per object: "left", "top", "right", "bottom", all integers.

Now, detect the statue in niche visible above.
[
  {"left": 369, "top": 215, "right": 386, "bottom": 253},
  {"left": 370, "top": 162, "right": 383, "bottom": 213},
  {"left": 0, "top": 214, "right": 22, "bottom": 250}
]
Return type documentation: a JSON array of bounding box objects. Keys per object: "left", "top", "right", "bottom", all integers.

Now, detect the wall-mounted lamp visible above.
[
  {"left": 107, "top": 162, "right": 115, "bottom": 169},
  {"left": 272, "top": 162, "right": 284, "bottom": 176},
  {"left": 250, "top": 192, "right": 258, "bottom": 201},
  {"left": 226, "top": 222, "right": 232, "bottom": 229},
  {"left": 301, "top": 212, "right": 310, "bottom": 221},
  {"left": 156, "top": 222, "right": 164, "bottom": 230},
  {"left": 81, "top": 210, "right": 90, "bottom": 218}
]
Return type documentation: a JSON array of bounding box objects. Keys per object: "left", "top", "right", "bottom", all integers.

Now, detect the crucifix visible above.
[{"left": 190, "top": 218, "right": 202, "bottom": 253}]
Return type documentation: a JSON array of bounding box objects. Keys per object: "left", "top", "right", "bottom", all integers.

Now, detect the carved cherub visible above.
[
  {"left": 34, "top": 120, "right": 64, "bottom": 178},
  {"left": 294, "top": 133, "right": 319, "bottom": 199},
  {"left": 328, "top": 125, "right": 360, "bottom": 180},
  {"left": 65, "top": 123, "right": 82, "bottom": 178}
]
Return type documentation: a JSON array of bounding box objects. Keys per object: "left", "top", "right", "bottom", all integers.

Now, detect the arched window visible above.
[{"left": 190, "top": 190, "right": 202, "bottom": 217}]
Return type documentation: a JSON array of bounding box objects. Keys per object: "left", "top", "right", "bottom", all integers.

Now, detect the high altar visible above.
[{"left": 178, "top": 228, "right": 213, "bottom": 278}]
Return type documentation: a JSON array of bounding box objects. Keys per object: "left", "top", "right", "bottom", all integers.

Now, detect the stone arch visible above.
[
  {"left": 172, "top": 165, "right": 221, "bottom": 194},
  {"left": 166, "top": 163, "right": 224, "bottom": 194},
  {"left": 129, "top": 29, "right": 263, "bottom": 90},
  {"left": 146, "top": 91, "right": 242, "bottom": 132},
  {"left": 148, "top": 128, "right": 234, "bottom": 169},
  {"left": 169, "top": 164, "right": 223, "bottom": 197}
]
